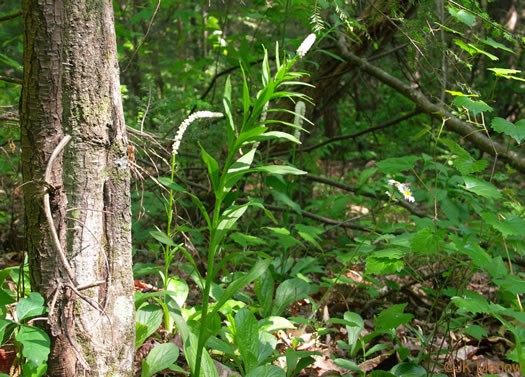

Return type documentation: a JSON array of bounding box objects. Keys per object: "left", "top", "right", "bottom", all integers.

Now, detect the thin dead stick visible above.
[{"left": 43, "top": 135, "right": 78, "bottom": 285}]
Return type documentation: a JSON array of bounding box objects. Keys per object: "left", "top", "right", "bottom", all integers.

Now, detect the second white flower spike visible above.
[{"left": 297, "top": 33, "right": 317, "bottom": 58}]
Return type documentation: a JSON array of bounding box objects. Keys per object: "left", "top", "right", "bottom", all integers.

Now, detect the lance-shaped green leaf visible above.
[
  {"left": 235, "top": 308, "right": 259, "bottom": 373},
  {"left": 223, "top": 76, "right": 235, "bottom": 147},
  {"left": 200, "top": 145, "right": 219, "bottom": 192}
]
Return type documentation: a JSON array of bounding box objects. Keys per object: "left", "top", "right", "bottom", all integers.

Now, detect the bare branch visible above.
[
  {"left": 0, "top": 75, "right": 22, "bottom": 85},
  {"left": 0, "top": 10, "right": 22, "bottom": 22},
  {"left": 337, "top": 43, "right": 525, "bottom": 173}
]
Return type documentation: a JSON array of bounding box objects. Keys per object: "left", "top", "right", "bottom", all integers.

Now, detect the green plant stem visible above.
[{"left": 193, "top": 188, "right": 224, "bottom": 377}]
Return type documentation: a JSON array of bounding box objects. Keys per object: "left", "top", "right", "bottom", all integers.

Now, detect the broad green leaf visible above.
[
  {"left": 184, "top": 332, "right": 219, "bottom": 377},
  {"left": 136, "top": 304, "right": 163, "bottom": 349},
  {"left": 235, "top": 308, "right": 259, "bottom": 373},
  {"left": 246, "top": 365, "right": 286, "bottom": 377},
  {"left": 464, "top": 325, "right": 488, "bottom": 341},
  {"left": 16, "top": 324, "right": 50, "bottom": 365},
  {"left": 366, "top": 257, "right": 404, "bottom": 275},
  {"left": 441, "top": 138, "right": 487, "bottom": 174},
  {"left": 390, "top": 362, "right": 426, "bottom": 377},
  {"left": 358, "top": 167, "right": 378, "bottom": 186},
  {"left": 377, "top": 155, "right": 419, "bottom": 173},
  {"left": 491, "top": 117, "right": 525, "bottom": 144},
  {"left": 210, "top": 259, "right": 271, "bottom": 318},
  {"left": 255, "top": 271, "right": 274, "bottom": 317},
  {"left": 270, "top": 190, "right": 301, "bottom": 214},
  {"left": 481, "top": 212, "right": 525, "bottom": 237},
  {"left": 150, "top": 231, "right": 176, "bottom": 246},
  {"left": 344, "top": 311, "right": 364, "bottom": 354},
  {"left": 410, "top": 227, "right": 443, "bottom": 256},
  {"left": 166, "top": 277, "right": 189, "bottom": 307},
  {"left": 258, "top": 316, "right": 295, "bottom": 332},
  {"left": 458, "top": 243, "right": 491, "bottom": 268},
  {"left": 22, "top": 360, "right": 47, "bottom": 377},
  {"left": 334, "top": 358, "right": 362, "bottom": 372},
  {"left": 141, "top": 343, "right": 179, "bottom": 377},
  {"left": 462, "top": 176, "right": 501, "bottom": 199},
  {"left": 370, "top": 371, "right": 397, "bottom": 377},
  {"left": 295, "top": 224, "right": 323, "bottom": 250},
  {"left": 200, "top": 146, "right": 219, "bottom": 191},
  {"left": 0, "top": 319, "right": 14, "bottom": 343},
  {"left": 375, "top": 303, "right": 413, "bottom": 330},
  {"left": 452, "top": 292, "right": 490, "bottom": 314},
  {"left": 272, "top": 278, "right": 312, "bottom": 316},
  {"left": 0, "top": 289, "right": 14, "bottom": 306},
  {"left": 452, "top": 96, "right": 493, "bottom": 117},
  {"left": 16, "top": 293, "right": 48, "bottom": 322},
  {"left": 447, "top": 7, "right": 475, "bottom": 27},
  {"left": 494, "top": 275, "right": 525, "bottom": 295}
]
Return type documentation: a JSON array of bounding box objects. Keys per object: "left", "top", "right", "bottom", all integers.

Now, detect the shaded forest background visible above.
[{"left": 0, "top": 0, "right": 524, "bottom": 376}]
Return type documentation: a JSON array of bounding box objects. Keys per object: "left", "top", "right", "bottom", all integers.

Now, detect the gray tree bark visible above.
[{"left": 20, "top": 0, "right": 135, "bottom": 376}]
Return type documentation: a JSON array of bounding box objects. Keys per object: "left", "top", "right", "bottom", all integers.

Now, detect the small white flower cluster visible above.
[
  {"left": 296, "top": 33, "right": 317, "bottom": 58},
  {"left": 388, "top": 179, "right": 415, "bottom": 203},
  {"left": 172, "top": 111, "right": 223, "bottom": 157}
]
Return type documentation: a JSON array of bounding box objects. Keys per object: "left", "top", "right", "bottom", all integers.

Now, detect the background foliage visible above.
[{"left": 0, "top": 0, "right": 524, "bottom": 375}]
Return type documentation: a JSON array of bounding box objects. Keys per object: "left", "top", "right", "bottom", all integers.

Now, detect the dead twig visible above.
[{"left": 43, "top": 135, "right": 78, "bottom": 285}]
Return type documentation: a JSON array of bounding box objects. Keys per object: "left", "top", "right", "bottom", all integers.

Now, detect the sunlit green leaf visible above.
[{"left": 461, "top": 176, "right": 501, "bottom": 199}]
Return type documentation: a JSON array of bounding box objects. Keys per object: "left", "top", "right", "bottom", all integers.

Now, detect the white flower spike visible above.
[
  {"left": 297, "top": 33, "right": 316, "bottom": 58},
  {"left": 172, "top": 111, "right": 223, "bottom": 157}
]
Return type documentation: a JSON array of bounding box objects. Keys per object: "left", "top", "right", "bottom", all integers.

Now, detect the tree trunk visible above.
[{"left": 20, "top": 0, "right": 135, "bottom": 376}]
